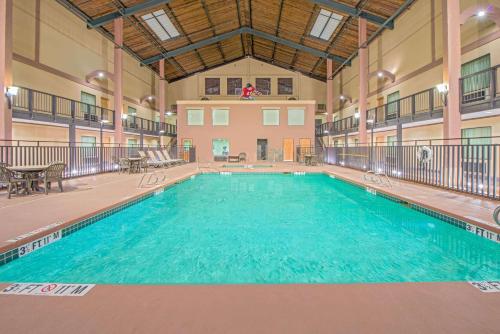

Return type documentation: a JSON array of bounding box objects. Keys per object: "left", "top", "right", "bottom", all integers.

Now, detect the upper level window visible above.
[
  {"left": 81, "top": 136, "right": 96, "bottom": 147},
  {"left": 212, "top": 108, "right": 229, "bottom": 126},
  {"left": 127, "top": 106, "right": 137, "bottom": 116},
  {"left": 386, "top": 91, "right": 400, "bottom": 119},
  {"left": 461, "top": 54, "right": 491, "bottom": 101},
  {"left": 256, "top": 78, "right": 271, "bottom": 95},
  {"left": 288, "top": 109, "right": 304, "bottom": 125},
  {"left": 227, "top": 78, "right": 242, "bottom": 95},
  {"left": 187, "top": 109, "right": 204, "bottom": 125},
  {"left": 461, "top": 126, "right": 492, "bottom": 145},
  {"left": 205, "top": 78, "right": 220, "bottom": 95},
  {"left": 310, "top": 9, "right": 342, "bottom": 41},
  {"left": 278, "top": 78, "right": 293, "bottom": 95},
  {"left": 81, "top": 92, "right": 96, "bottom": 114},
  {"left": 263, "top": 109, "right": 279, "bottom": 125},
  {"left": 141, "top": 10, "right": 180, "bottom": 41}
]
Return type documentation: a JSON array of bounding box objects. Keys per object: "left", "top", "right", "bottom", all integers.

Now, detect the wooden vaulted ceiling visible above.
[{"left": 63, "top": 0, "right": 412, "bottom": 82}]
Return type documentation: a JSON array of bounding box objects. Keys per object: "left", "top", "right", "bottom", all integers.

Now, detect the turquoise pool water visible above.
[{"left": 0, "top": 173, "right": 498, "bottom": 284}]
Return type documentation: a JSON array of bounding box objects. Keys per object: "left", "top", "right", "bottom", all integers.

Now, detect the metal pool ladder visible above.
[{"left": 494, "top": 206, "right": 500, "bottom": 226}]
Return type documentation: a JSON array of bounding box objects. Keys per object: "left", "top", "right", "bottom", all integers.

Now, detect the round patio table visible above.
[{"left": 7, "top": 165, "right": 49, "bottom": 194}]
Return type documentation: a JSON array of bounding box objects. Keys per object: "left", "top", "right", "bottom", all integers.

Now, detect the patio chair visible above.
[
  {"left": 39, "top": 161, "right": 66, "bottom": 194},
  {"left": 159, "top": 149, "right": 184, "bottom": 165},
  {"left": 161, "top": 149, "right": 185, "bottom": 165},
  {"left": 238, "top": 152, "right": 247, "bottom": 162},
  {"left": 118, "top": 158, "right": 131, "bottom": 173},
  {"left": 139, "top": 156, "right": 149, "bottom": 173},
  {"left": 0, "top": 165, "right": 26, "bottom": 199}
]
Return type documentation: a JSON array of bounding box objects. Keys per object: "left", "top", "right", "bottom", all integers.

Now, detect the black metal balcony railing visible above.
[
  {"left": 317, "top": 65, "right": 500, "bottom": 137},
  {"left": 12, "top": 87, "right": 176, "bottom": 137},
  {"left": 322, "top": 143, "right": 500, "bottom": 200}
]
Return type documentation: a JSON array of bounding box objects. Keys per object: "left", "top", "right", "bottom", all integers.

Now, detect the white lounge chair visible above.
[
  {"left": 161, "top": 149, "right": 185, "bottom": 165},
  {"left": 147, "top": 150, "right": 172, "bottom": 167},
  {"left": 138, "top": 151, "right": 164, "bottom": 168}
]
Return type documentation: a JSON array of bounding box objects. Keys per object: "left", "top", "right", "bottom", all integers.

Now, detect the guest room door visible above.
[{"left": 283, "top": 138, "right": 294, "bottom": 162}]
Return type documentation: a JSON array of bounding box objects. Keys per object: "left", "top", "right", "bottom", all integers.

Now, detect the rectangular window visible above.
[
  {"left": 205, "top": 78, "right": 220, "bottom": 95},
  {"left": 212, "top": 139, "right": 230, "bottom": 157},
  {"left": 310, "top": 9, "right": 343, "bottom": 41},
  {"left": 256, "top": 78, "right": 271, "bottom": 95},
  {"left": 387, "top": 135, "right": 397, "bottom": 146},
  {"left": 461, "top": 126, "right": 492, "bottom": 145},
  {"left": 288, "top": 109, "right": 305, "bottom": 125},
  {"left": 187, "top": 109, "right": 204, "bottom": 125},
  {"left": 81, "top": 136, "right": 96, "bottom": 147},
  {"left": 127, "top": 106, "right": 137, "bottom": 116},
  {"left": 141, "top": 10, "right": 180, "bottom": 41},
  {"left": 461, "top": 54, "right": 491, "bottom": 101},
  {"left": 461, "top": 126, "right": 491, "bottom": 161},
  {"left": 212, "top": 108, "right": 229, "bottom": 126},
  {"left": 127, "top": 138, "right": 138, "bottom": 146},
  {"left": 278, "top": 78, "right": 293, "bottom": 95},
  {"left": 81, "top": 92, "right": 96, "bottom": 115},
  {"left": 386, "top": 91, "right": 400, "bottom": 119},
  {"left": 262, "top": 109, "right": 279, "bottom": 126},
  {"left": 227, "top": 78, "right": 242, "bottom": 95}
]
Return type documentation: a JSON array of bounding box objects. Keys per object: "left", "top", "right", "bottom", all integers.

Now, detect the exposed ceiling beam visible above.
[
  {"left": 87, "top": 0, "right": 172, "bottom": 29},
  {"left": 142, "top": 27, "right": 350, "bottom": 65},
  {"left": 270, "top": 0, "right": 285, "bottom": 60},
  {"left": 310, "top": 0, "right": 393, "bottom": 29}
]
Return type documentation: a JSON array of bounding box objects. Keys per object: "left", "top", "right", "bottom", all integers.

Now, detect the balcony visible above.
[
  {"left": 11, "top": 87, "right": 177, "bottom": 137},
  {"left": 317, "top": 65, "right": 500, "bottom": 137}
]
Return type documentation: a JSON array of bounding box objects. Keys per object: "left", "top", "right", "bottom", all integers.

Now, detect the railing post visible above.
[
  {"left": 28, "top": 89, "right": 34, "bottom": 119},
  {"left": 411, "top": 94, "right": 416, "bottom": 120},
  {"left": 429, "top": 88, "right": 434, "bottom": 115},
  {"left": 51, "top": 95, "right": 57, "bottom": 121},
  {"left": 490, "top": 67, "right": 496, "bottom": 108},
  {"left": 70, "top": 100, "right": 75, "bottom": 122}
]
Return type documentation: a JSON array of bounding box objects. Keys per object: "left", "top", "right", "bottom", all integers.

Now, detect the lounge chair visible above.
[
  {"left": 138, "top": 151, "right": 164, "bottom": 168},
  {"left": 147, "top": 150, "right": 172, "bottom": 167},
  {"left": 161, "top": 149, "right": 185, "bottom": 165},
  {"left": 159, "top": 150, "right": 184, "bottom": 165},
  {"left": 38, "top": 161, "right": 66, "bottom": 194},
  {"left": 0, "top": 165, "right": 27, "bottom": 199}
]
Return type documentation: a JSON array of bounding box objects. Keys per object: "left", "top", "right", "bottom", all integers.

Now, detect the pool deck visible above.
[{"left": 0, "top": 162, "right": 499, "bottom": 333}]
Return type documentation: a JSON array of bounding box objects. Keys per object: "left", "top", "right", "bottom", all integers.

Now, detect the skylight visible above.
[
  {"left": 141, "top": 10, "right": 180, "bottom": 41},
  {"left": 310, "top": 9, "right": 343, "bottom": 41}
]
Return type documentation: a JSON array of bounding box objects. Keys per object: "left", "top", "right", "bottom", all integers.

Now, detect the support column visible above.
[
  {"left": 326, "top": 59, "right": 334, "bottom": 123},
  {"left": 113, "top": 17, "right": 124, "bottom": 145},
  {"left": 442, "top": 0, "right": 461, "bottom": 141},
  {"left": 159, "top": 59, "right": 166, "bottom": 145},
  {"left": 0, "top": 0, "right": 13, "bottom": 143},
  {"left": 358, "top": 17, "right": 368, "bottom": 145}
]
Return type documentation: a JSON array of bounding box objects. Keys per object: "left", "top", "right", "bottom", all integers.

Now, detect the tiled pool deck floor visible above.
[{"left": 0, "top": 162, "right": 498, "bottom": 333}]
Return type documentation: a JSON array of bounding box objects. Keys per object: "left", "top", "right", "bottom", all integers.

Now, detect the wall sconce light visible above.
[
  {"left": 436, "top": 83, "right": 449, "bottom": 106},
  {"left": 5, "top": 86, "right": 19, "bottom": 109},
  {"left": 477, "top": 10, "right": 486, "bottom": 17},
  {"left": 370, "top": 70, "right": 396, "bottom": 83},
  {"left": 85, "top": 70, "right": 114, "bottom": 83},
  {"left": 354, "top": 112, "right": 360, "bottom": 119},
  {"left": 339, "top": 95, "right": 352, "bottom": 103},
  {"left": 140, "top": 95, "right": 156, "bottom": 104},
  {"left": 166, "top": 111, "right": 173, "bottom": 116},
  {"left": 121, "top": 114, "right": 128, "bottom": 120}
]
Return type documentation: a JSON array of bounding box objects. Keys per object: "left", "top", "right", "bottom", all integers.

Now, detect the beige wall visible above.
[
  {"left": 12, "top": 0, "right": 166, "bottom": 124},
  {"left": 167, "top": 58, "right": 326, "bottom": 103},
  {"left": 334, "top": 0, "right": 500, "bottom": 120},
  {"left": 177, "top": 100, "right": 316, "bottom": 162}
]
